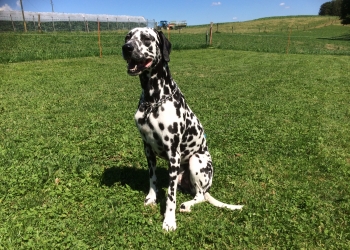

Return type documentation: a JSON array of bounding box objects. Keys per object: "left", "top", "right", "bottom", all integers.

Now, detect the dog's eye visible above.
[
  {"left": 143, "top": 37, "right": 151, "bottom": 42},
  {"left": 125, "top": 34, "right": 131, "bottom": 43},
  {"left": 143, "top": 37, "right": 152, "bottom": 46}
]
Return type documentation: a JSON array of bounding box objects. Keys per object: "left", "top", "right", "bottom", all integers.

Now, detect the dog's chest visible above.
[
  {"left": 134, "top": 99, "right": 206, "bottom": 160},
  {"left": 135, "top": 101, "right": 184, "bottom": 154}
]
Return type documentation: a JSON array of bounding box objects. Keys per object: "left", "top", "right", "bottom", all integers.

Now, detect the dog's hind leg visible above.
[{"left": 179, "top": 152, "right": 212, "bottom": 212}]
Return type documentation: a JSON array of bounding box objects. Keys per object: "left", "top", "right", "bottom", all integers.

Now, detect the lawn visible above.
[{"left": 0, "top": 16, "right": 350, "bottom": 248}]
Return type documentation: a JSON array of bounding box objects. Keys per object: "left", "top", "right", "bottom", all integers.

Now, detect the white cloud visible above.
[
  {"left": 0, "top": 4, "right": 13, "bottom": 11},
  {"left": 212, "top": 2, "right": 221, "bottom": 6},
  {"left": 16, "top": 1, "right": 21, "bottom": 8},
  {"left": 280, "top": 2, "right": 290, "bottom": 9},
  {"left": 232, "top": 17, "right": 237, "bottom": 20}
]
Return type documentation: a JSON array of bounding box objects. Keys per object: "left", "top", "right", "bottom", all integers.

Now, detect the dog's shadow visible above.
[{"left": 100, "top": 165, "right": 169, "bottom": 213}]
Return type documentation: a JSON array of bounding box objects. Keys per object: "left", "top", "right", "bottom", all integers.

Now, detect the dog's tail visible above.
[{"left": 204, "top": 192, "right": 244, "bottom": 210}]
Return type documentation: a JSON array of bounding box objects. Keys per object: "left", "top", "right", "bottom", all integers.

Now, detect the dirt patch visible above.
[{"left": 325, "top": 43, "right": 346, "bottom": 51}]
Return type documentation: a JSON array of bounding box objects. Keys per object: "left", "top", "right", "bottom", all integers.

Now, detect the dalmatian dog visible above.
[{"left": 122, "top": 27, "right": 243, "bottom": 231}]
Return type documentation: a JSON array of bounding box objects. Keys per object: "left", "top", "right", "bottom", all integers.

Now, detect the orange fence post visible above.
[
  {"left": 97, "top": 19, "right": 102, "bottom": 58},
  {"left": 98, "top": 20, "right": 102, "bottom": 58},
  {"left": 209, "top": 22, "right": 213, "bottom": 46}
]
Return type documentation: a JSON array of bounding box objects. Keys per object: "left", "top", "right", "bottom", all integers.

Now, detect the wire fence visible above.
[{"left": 0, "top": 10, "right": 156, "bottom": 32}]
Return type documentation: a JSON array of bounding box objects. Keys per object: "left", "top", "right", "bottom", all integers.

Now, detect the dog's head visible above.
[{"left": 122, "top": 27, "right": 171, "bottom": 76}]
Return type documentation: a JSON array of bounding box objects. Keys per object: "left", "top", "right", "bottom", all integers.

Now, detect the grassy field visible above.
[
  {"left": 184, "top": 15, "right": 340, "bottom": 33},
  {"left": 0, "top": 16, "right": 350, "bottom": 248},
  {"left": 1, "top": 16, "right": 350, "bottom": 63}
]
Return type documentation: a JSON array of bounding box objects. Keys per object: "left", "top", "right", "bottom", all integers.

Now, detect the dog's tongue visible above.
[
  {"left": 144, "top": 59, "right": 153, "bottom": 68},
  {"left": 128, "top": 59, "right": 152, "bottom": 73}
]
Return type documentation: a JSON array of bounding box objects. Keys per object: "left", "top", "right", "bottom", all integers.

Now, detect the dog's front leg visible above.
[
  {"left": 144, "top": 143, "right": 157, "bottom": 206},
  {"left": 162, "top": 151, "right": 181, "bottom": 231}
]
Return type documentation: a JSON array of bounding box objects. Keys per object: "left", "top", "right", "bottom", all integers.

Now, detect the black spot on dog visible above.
[
  {"left": 168, "top": 194, "right": 174, "bottom": 202},
  {"left": 183, "top": 150, "right": 190, "bottom": 156},
  {"left": 138, "top": 117, "right": 146, "bottom": 126},
  {"left": 153, "top": 132, "right": 160, "bottom": 141},
  {"left": 180, "top": 123, "right": 185, "bottom": 134},
  {"left": 176, "top": 107, "right": 181, "bottom": 118},
  {"left": 164, "top": 86, "right": 170, "bottom": 95},
  {"left": 159, "top": 122, "right": 165, "bottom": 130},
  {"left": 188, "top": 126, "right": 198, "bottom": 136},
  {"left": 168, "top": 122, "right": 178, "bottom": 134},
  {"left": 153, "top": 110, "right": 159, "bottom": 119},
  {"left": 170, "top": 135, "right": 180, "bottom": 157}
]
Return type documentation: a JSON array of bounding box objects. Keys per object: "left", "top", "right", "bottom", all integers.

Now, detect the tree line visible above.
[{"left": 319, "top": 0, "right": 350, "bottom": 24}]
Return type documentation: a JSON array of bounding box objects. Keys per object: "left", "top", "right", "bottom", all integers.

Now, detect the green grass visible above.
[
  {"left": 0, "top": 15, "right": 350, "bottom": 248},
  {"left": 1, "top": 16, "right": 350, "bottom": 63}
]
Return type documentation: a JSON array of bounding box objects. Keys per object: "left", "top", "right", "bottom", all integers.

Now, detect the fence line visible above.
[{"left": 0, "top": 10, "right": 156, "bottom": 32}]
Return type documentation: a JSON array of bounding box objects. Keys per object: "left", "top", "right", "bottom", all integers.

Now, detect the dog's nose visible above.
[{"left": 122, "top": 43, "right": 134, "bottom": 56}]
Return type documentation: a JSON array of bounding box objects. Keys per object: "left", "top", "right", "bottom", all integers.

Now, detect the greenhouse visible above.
[{"left": 0, "top": 10, "right": 155, "bottom": 32}]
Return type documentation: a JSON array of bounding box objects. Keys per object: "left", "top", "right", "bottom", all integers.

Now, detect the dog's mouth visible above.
[{"left": 127, "top": 58, "right": 153, "bottom": 75}]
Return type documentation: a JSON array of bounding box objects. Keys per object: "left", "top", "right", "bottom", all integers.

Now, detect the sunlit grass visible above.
[
  {"left": 0, "top": 47, "right": 349, "bottom": 248},
  {"left": 182, "top": 15, "right": 340, "bottom": 33}
]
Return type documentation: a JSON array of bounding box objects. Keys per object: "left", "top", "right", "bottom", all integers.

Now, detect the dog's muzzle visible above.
[{"left": 122, "top": 43, "right": 153, "bottom": 76}]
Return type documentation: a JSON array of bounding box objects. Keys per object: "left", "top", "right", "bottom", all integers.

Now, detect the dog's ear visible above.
[{"left": 156, "top": 30, "right": 172, "bottom": 62}]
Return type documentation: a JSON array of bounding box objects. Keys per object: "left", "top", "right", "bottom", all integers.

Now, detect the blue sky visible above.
[{"left": 0, "top": 0, "right": 326, "bottom": 25}]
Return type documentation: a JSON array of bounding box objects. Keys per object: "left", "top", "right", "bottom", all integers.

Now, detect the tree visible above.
[
  {"left": 319, "top": 0, "right": 342, "bottom": 16},
  {"left": 333, "top": 0, "right": 343, "bottom": 16},
  {"left": 319, "top": 1, "right": 333, "bottom": 15},
  {"left": 340, "top": 0, "right": 350, "bottom": 24}
]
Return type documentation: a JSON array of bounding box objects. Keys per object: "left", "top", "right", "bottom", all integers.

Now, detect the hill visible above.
[{"left": 180, "top": 15, "right": 341, "bottom": 34}]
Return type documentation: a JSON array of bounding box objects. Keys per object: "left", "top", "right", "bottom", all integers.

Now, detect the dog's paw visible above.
[
  {"left": 144, "top": 196, "right": 157, "bottom": 206},
  {"left": 179, "top": 202, "right": 191, "bottom": 212},
  {"left": 162, "top": 219, "right": 177, "bottom": 231}
]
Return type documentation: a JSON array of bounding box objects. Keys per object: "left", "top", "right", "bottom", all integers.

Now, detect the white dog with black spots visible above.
[{"left": 122, "top": 27, "right": 243, "bottom": 231}]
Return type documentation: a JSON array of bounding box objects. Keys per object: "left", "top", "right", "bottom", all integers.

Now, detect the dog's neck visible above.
[{"left": 139, "top": 61, "right": 176, "bottom": 104}]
